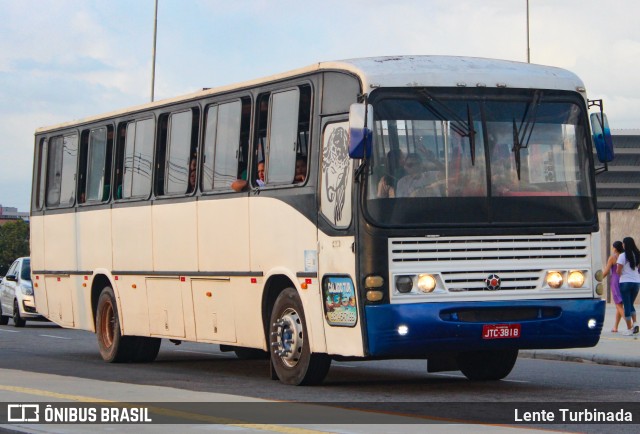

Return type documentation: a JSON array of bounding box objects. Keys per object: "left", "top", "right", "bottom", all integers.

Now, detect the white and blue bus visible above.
[{"left": 30, "top": 56, "right": 613, "bottom": 385}]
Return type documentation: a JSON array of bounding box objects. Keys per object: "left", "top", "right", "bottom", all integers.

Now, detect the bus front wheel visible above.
[
  {"left": 457, "top": 349, "right": 518, "bottom": 381},
  {"left": 269, "top": 288, "right": 331, "bottom": 385},
  {"left": 96, "top": 286, "right": 136, "bottom": 363}
]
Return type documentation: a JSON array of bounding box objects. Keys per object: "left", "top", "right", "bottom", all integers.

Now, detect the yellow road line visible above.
[{"left": 0, "top": 385, "right": 333, "bottom": 434}]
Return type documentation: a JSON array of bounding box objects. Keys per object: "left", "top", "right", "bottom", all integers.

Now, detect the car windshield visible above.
[
  {"left": 20, "top": 260, "right": 31, "bottom": 281},
  {"left": 365, "top": 88, "right": 596, "bottom": 227}
]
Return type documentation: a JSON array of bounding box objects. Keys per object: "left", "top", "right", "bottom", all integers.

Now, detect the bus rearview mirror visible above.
[
  {"left": 348, "top": 103, "right": 373, "bottom": 159},
  {"left": 590, "top": 112, "right": 614, "bottom": 163}
]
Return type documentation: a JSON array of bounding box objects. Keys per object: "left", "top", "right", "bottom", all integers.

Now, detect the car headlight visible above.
[
  {"left": 546, "top": 271, "right": 563, "bottom": 289},
  {"left": 21, "top": 286, "right": 34, "bottom": 295}
]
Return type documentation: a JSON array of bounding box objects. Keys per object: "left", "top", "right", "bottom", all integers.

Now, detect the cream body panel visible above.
[
  {"left": 112, "top": 205, "right": 153, "bottom": 271},
  {"left": 249, "top": 197, "right": 326, "bottom": 353},
  {"left": 191, "top": 278, "right": 237, "bottom": 343},
  {"left": 230, "top": 278, "right": 268, "bottom": 349},
  {"left": 115, "top": 275, "right": 150, "bottom": 336},
  {"left": 152, "top": 201, "right": 198, "bottom": 272},
  {"left": 146, "top": 277, "right": 186, "bottom": 338},
  {"left": 43, "top": 213, "right": 77, "bottom": 270},
  {"left": 76, "top": 208, "right": 112, "bottom": 271},
  {"left": 44, "top": 276, "right": 74, "bottom": 327},
  {"left": 317, "top": 233, "right": 364, "bottom": 357},
  {"left": 30, "top": 215, "right": 48, "bottom": 317},
  {"left": 197, "top": 197, "right": 250, "bottom": 271}
]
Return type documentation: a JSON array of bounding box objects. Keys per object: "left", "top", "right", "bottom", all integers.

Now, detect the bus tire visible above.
[
  {"left": 96, "top": 286, "right": 135, "bottom": 363},
  {"left": 457, "top": 349, "right": 518, "bottom": 381},
  {"left": 13, "top": 299, "right": 26, "bottom": 327},
  {"left": 269, "top": 288, "right": 331, "bottom": 385},
  {"left": 131, "top": 337, "right": 161, "bottom": 363}
]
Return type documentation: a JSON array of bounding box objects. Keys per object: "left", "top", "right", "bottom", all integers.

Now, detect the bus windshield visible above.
[{"left": 366, "top": 88, "right": 596, "bottom": 227}]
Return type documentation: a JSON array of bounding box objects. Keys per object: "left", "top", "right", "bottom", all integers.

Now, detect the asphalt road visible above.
[{"left": 0, "top": 321, "right": 638, "bottom": 433}]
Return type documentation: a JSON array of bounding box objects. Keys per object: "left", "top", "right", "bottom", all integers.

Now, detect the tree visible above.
[{"left": 0, "top": 220, "right": 30, "bottom": 276}]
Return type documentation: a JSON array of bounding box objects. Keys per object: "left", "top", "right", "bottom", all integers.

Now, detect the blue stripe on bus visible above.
[{"left": 364, "top": 298, "right": 605, "bottom": 357}]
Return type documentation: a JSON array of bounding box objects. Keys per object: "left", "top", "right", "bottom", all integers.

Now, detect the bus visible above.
[{"left": 30, "top": 55, "right": 613, "bottom": 385}]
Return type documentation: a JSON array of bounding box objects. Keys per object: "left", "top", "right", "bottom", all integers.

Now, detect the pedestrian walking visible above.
[
  {"left": 616, "top": 236, "right": 640, "bottom": 336},
  {"left": 603, "top": 241, "right": 624, "bottom": 332}
]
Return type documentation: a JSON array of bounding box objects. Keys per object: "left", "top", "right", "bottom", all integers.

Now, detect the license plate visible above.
[{"left": 482, "top": 324, "right": 521, "bottom": 339}]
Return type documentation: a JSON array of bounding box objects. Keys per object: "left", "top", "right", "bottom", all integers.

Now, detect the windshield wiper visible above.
[
  {"left": 512, "top": 90, "right": 542, "bottom": 179},
  {"left": 418, "top": 90, "right": 477, "bottom": 165}
]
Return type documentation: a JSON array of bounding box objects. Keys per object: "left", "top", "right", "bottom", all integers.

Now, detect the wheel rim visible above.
[
  {"left": 98, "top": 299, "right": 115, "bottom": 349},
  {"left": 272, "top": 307, "right": 303, "bottom": 368}
]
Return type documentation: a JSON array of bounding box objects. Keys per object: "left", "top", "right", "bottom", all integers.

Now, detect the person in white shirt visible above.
[{"left": 616, "top": 236, "right": 640, "bottom": 336}]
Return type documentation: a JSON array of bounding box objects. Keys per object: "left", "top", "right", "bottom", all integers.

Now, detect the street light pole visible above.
[
  {"left": 151, "top": 0, "right": 158, "bottom": 102},
  {"left": 526, "top": 0, "right": 531, "bottom": 63}
]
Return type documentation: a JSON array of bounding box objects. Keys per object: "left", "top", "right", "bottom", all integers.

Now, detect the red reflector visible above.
[
  {"left": 305, "top": 278, "right": 312, "bottom": 284},
  {"left": 36, "top": 275, "right": 40, "bottom": 280},
  {"left": 251, "top": 278, "right": 257, "bottom": 284},
  {"left": 115, "top": 276, "right": 119, "bottom": 280},
  {"left": 180, "top": 276, "right": 186, "bottom": 282},
  {"left": 84, "top": 276, "right": 88, "bottom": 280},
  {"left": 57, "top": 277, "right": 60, "bottom": 282}
]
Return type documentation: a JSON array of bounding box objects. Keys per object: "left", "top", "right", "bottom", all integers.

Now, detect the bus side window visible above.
[
  {"left": 120, "top": 118, "right": 154, "bottom": 199},
  {"left": 78, "top": 126, "right": 113, "bottom": 204},
  {"left": 45, "top": 133, "right": 78, "bottom": 208},
  {"left": 257, "top": 84, "right": 311, "bottom": 186},
  {"left": 113, "top": 123, "right": 127, "bottom": 200},
  {"left": 202, "top": 99, "right": 248, "bottom": 192},
  {"left": 156, "top": 108, "right": 199, "bottom": 196}
]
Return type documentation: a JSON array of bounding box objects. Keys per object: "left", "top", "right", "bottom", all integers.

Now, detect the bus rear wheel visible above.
[
  {"left": 269, "top": 288, "right": 331, "bottom": 385},
  {"left": 457, "top": 349, "right": 518, "bottom": 381},
  {"left": 96, "top": 286, "right": 136, "bottom": 363}
]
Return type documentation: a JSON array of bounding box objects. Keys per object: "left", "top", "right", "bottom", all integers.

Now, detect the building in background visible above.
[
  {"left": 0, "top": 205, "right": 29, "bottom": 225},
  {"left": 596, "top": 129, "right": 640, "bottom": 210}
]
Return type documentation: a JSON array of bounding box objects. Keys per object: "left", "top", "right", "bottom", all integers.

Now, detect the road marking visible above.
[
  {"left": 40, "top": 334, "right": 72, "bottom": 340},
  {"left": 0, "top": 385, "right": 332, "bottom": 434},
  {"left": 0, "top": 329, "right": 19, "bottom": 333}
]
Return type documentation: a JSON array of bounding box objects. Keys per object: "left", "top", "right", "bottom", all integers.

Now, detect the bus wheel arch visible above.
[{"left": 268, "top": 287, "right": 331, "bottom": 385}]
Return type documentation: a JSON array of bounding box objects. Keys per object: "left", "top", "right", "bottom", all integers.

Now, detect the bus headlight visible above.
[
  {"left": 395, "top": 276, "right": 413, "bottom": 293},
  {"left": 417, "top": 274, "right": 437, "bottom": 293},
  {"left": 568, "top": 271, "right": 585, "bottom": 288},
  {"left": 546, "top": 271, "right": 563, "bottom": 289}
]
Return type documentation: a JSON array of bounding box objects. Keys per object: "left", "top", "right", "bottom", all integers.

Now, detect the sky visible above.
[{"left": 1, "top": 0, "right": 639, "bottom": 212}]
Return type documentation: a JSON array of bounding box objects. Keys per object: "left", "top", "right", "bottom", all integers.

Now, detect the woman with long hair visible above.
[
  {"left": 603, "top": 241, "right": 624, "bottom": 332},
  {"left": 616, "top": 236, "right": 640, "bottom": 336}
]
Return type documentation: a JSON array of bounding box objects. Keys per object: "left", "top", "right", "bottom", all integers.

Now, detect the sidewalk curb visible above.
[{"left": 520, "top": 350, "right": 640, "bottom": 368}]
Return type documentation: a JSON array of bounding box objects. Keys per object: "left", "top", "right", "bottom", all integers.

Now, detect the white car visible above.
[{"left": 0, "top": 257, "right": 40, "bottom": 327}]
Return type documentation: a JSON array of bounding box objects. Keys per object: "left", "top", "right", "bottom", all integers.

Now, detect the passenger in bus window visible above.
[
  {"left": 230, "top": 160, "right": 265, "bottom": 191},
  {"left": 294, "top": 156, "right": 307, "bottom": 183},
  {"left": 186, "top": 156, "right": 197, "bottom": 193},
  {"left": 395, "top": 153, "right": 443, "bottom": 198},
  {"left": 256, "top": 160, "right": 266, "bottom": 186},
  {"left": 377, "top": 149, "right": 405, "bottom": 198}
]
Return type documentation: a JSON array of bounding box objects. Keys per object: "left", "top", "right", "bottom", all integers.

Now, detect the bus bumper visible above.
[{"left": 364, "top": 299, "right": 605, "bottom": 358}]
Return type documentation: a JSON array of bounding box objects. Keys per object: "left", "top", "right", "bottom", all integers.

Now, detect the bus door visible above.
[{"left": 317, "top": 119, "right": 364, "bottom": 357}]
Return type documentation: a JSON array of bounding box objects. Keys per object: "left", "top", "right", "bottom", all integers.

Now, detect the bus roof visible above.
[{"left": 36, "top": 55, "right": 586, "bottom": 133}]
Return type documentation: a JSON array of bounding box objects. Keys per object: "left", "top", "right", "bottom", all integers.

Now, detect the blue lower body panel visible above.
[{"left": 365, "top": 299, "right": 605, "bottom": 358}]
